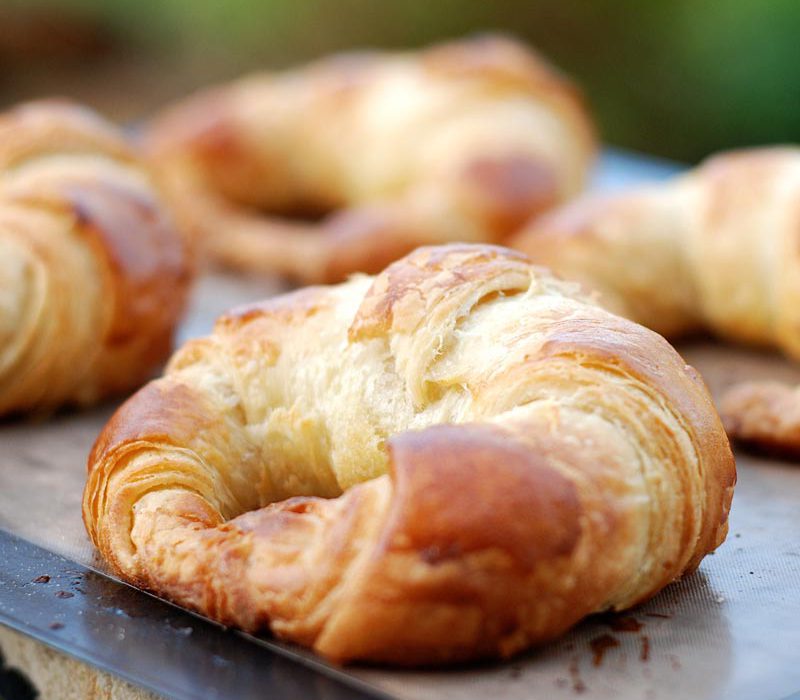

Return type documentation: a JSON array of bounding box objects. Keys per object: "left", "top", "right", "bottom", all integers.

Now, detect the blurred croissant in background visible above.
[
  {"left": 512, "top": 146, "right": 800, "bottom": 456},
  {"left": 0, "top": 101, "right": 190, "bottom": 418},
  {"left": 146, "top": 35, "right": 595, "bottom": 283}
]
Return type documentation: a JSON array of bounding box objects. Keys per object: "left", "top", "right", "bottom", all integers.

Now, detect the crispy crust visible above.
[
  {"left": 83, "top": 244, "right": 735, "bottom": 664},
  {"left": 146, "top": 35, "right": 596, "bottom": 282},
  {"left": 349, "top": 244, "right": 532, "bottom": 340},
  {"left": 0, "top": 100, "right": 190, "bottom": 416}
]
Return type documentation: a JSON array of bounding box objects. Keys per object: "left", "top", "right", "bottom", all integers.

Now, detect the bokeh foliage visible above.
[{"left": 5, "top": 0, "right": 799, "bottom": 161}]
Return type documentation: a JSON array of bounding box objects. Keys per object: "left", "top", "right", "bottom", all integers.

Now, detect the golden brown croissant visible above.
[
  {"left": 83, "top": 244, "right": 735, "bottom": 665},
  {"left": 146, "top": 35, "right": 595, "bottom": 283},
  {"left": 511, "top": 146, "right": 800, "bottom": 455},
  {"left": 0, "top": 100, "right": 190, "bottom": 417}
]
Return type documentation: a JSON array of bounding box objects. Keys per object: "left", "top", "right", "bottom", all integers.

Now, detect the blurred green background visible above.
[{"left": 1, "top": 0, "right": 797, "bottom": 162}]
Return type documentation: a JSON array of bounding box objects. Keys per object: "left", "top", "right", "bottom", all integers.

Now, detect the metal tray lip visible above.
[{"left": 0, "top": 528, "right": 391, "bottom": 700}]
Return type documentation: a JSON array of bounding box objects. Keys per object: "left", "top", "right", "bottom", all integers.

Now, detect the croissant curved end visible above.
[
  {"left": 144, "top": 36, "right": 596, "bottom": 282},
  {"left": 313, "top": 423, "right": 584, "bottom": 664}
]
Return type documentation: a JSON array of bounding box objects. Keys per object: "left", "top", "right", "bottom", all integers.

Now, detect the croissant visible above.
[
  {"left": 146, "top": 35, "right": 595, "bottom": 283},
  {"left": 511, "top": 146, "right": 800, "bottom": 454},
  {"left": 512, "top": 147, "right": 800, "bottom": 350},
  {"left": 0, "top": 100, "right": 190, "bottom": 417},
  {"left": 83, "top": 244, "right": 735, "bottom": 665},
  {"left": 719, "top": 381, "right": 800, "bottom": 458}
]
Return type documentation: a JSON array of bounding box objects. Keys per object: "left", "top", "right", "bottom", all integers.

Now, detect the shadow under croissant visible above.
[
  {"left": 350, "top": 570, "right": 733, "bottom": 699},
  {"left": 77, "top": 538, "right": 734, "bottom": 697}
]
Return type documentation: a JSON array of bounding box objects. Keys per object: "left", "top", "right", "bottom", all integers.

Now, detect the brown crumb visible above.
[
  {"left": 49, "top": 621, "right": 64, "bottom": 630},
  {"left": 55, "top": 590, "right": 74, "bottom": 599},
  {"left": 32, "top": 575, "right": 50, "bottom": 583},
  {"left": 589, "top": 634, "right": 620, "bottom": 667},
  {"left": 640, "top": 635, "right": 650, "bottom": 662},
  {"left": 568, "top": 657, "right": 586, "bottom": 693}
]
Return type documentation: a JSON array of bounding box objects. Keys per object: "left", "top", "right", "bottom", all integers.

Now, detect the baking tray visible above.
[{"left": 1, "top": 150, "right": 799, "bottom": 700}]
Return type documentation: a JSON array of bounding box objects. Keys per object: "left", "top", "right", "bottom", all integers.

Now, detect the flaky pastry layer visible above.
[{"left": 0, "top": 100, "right": 190, "bottom": 416}]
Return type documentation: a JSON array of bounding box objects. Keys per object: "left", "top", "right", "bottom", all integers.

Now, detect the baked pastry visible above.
[
  {"left": 0, "top": 100, "right": 190, "bottom": 417},
  {"left": 511, "top": 147, "right": 800, "bottom": 454},
  {"left": 719, "top": 381, "right": 800, "bottom": 458},
  {"left": 146, "top": 35, "right": 595, "bottom": 282},
  {"left": 83, "top": 244, "right": 735, "bottom": 665},
  {"left": 512, "top": 147, "right": 800, "bottom": 350}
]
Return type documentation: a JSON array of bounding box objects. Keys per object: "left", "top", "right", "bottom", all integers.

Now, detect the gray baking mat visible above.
[{"left": 2, "top": 152, "right": 799, "bottom": 699}]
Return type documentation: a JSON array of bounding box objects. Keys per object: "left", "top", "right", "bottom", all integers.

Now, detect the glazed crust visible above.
[
  {"left": 0, "top": 100, "right": 190, "bottom": 416},
  {"left": 83, "top": 244, "right": 735, "bottom": 665},
  {"left": 146, "top": 35, "right": 595, "bottom": 282}
]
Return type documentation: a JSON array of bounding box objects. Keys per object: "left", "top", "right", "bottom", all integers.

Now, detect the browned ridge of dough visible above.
[
  {"left": 83, "top": 244, "right": 735, "bottom": 665},
  {"left": 146, "top": 35, "right": 595, "bottom": 283},
  {"left": 511, "top": 146, "right": 800, "bottom": 457},
  {"left": 0, "top": 100, "right": 191, "bottom": 416}
]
